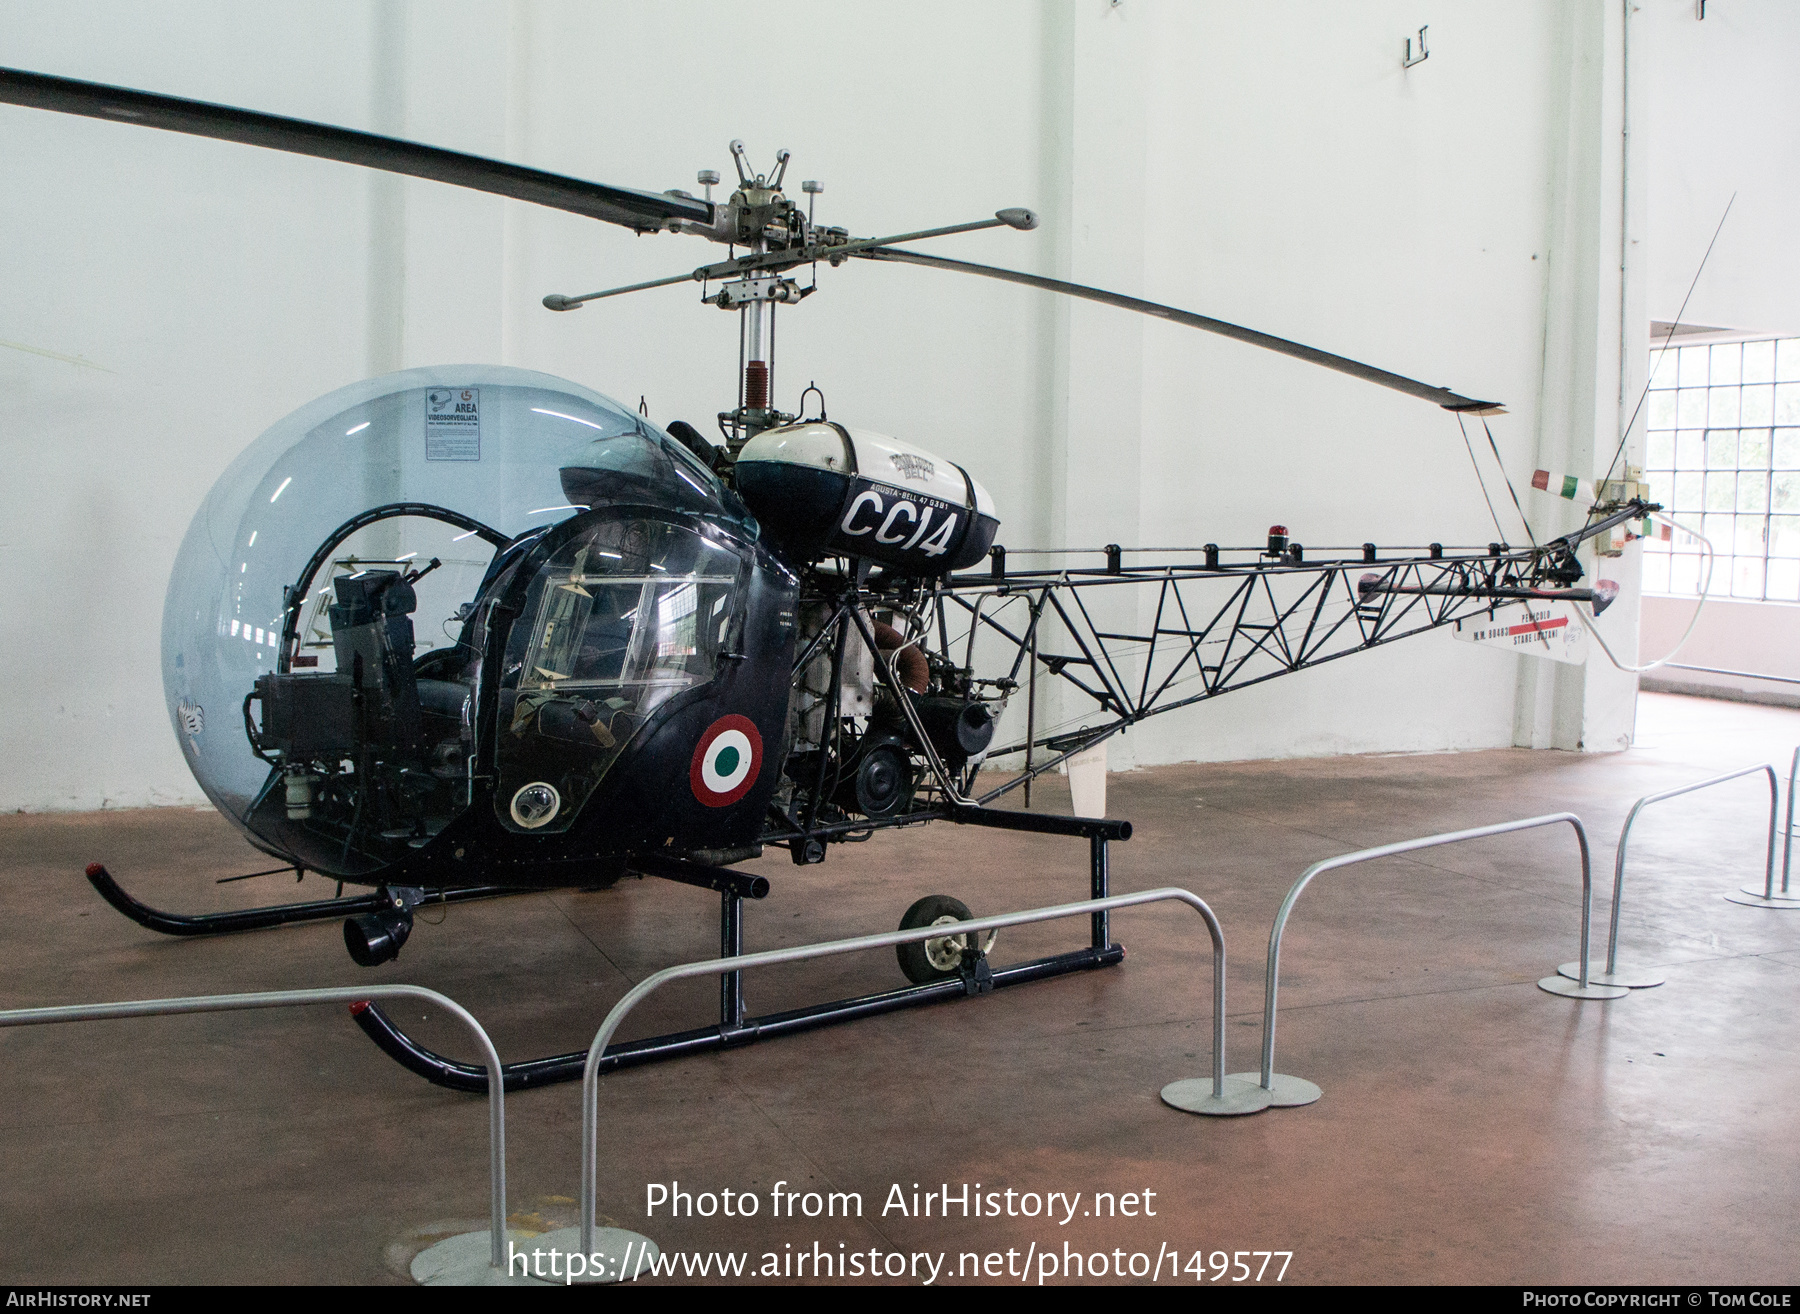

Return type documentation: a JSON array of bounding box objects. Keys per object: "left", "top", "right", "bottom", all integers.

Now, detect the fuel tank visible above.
[{"left": 734, "top": 422, "right": 999, "bottom": 574}]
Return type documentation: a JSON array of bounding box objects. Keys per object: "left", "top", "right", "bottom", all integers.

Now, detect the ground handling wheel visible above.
[{"left": 895, "top": 894, "right": 997, "bottom": 985}]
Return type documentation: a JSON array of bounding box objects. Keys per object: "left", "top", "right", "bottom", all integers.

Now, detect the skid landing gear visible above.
[
  {"left": 84, "top": 862, "right": 513, "bottom": 938},
  {"left": 352, "top": 811, "right": 1131, "bottom": 1094}
]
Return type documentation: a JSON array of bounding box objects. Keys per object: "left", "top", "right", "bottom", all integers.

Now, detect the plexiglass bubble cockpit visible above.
[{"left": 163, "top": 366, "right": 798, "bottom": 893}]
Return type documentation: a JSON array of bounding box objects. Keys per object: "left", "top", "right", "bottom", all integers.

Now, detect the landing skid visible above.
[
  {"left": 83, "top": 862, "right": 513, "bottom": 936},
  {"left": 351, "top": 810, "right": 1130, "bottom": 1093},
  {"left": 353, "top": 944, "right": 1124, "bottom": 1092}
]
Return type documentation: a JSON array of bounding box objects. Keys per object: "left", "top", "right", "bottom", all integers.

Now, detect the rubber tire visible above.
[{"left": 896, "top": 894, "right": 978, "bottom": 985}]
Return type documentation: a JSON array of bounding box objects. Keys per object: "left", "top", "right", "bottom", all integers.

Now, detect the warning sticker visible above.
[
  {"left": 1451, "top": 600, "right": 1587, "bottom": 666},
  {"left": 425, "top": 388, "right": 480, "bottom": 461}
]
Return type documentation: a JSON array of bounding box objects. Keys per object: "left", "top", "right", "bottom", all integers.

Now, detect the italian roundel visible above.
[{"left": 690, "top": 714, "right": 763, "bottom": 808}]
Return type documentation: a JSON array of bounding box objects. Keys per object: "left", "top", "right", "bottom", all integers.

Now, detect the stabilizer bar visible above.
[
  {"left": 630, "top": 851, "right": 771, "bottom": 900},
  {"left": 948, "top": 804, "right": 1132, "bottom": 842}
]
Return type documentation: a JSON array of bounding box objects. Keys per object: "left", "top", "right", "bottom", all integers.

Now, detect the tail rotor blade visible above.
[
  {"left": 0, "top": 65, "right": 711, "bottom": 233},
  {"left": 854, "top": 246, "right": 1503, "bottom": 414}
]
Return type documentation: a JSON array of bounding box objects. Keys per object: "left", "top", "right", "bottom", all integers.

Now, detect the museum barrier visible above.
[
  {"left": 568, "top": 887, "right": 1247, "bottom": 1268},
  {"left": 1246, "top": 812, "right": 1618, "bottom": 1111},
  {"left": 1710, "top": 760, "right": 1793, "bottom": 912},
  {"left": 1773, "top": 746, "right": 1800, "bottom": 900},
  {"left": 1550, "top": 763, "right": 1788, "bottom": 992},
  {"left": 0, "top": 985, "right": 509, "bottom": 1278}
]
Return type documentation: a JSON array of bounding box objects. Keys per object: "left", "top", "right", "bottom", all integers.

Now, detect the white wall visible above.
[
  {"left": 1643, "top": 0, "right": 1800, "bottom": 337},
  {"left": 1133, "top": 2, "right": 1583, "bottom": 763},
  {"left": 0, "top": 1, "right": 1651, "bottom": 809},
  {"left": 1630, "top": 1, "right": 1800, "bottom": 711},
  {"left": 1640, "top": 596, "right": 1800, "bottom": 705},
  {"left": 1, "top": 3, "right": 396, "bottom": 809},
  {"left": 1064, "top": 1, "right": 1646, "bottom": 766}
]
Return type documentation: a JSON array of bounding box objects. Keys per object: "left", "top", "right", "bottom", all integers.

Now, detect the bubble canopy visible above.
[{"left": 162, "top": 365, "right": 739, "bottom": 859}]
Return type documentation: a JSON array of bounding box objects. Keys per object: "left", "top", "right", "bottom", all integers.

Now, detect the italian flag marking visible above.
[
  {"left": 1530, "top": 469, "right": 1593, "bottom": 502},
  {"left": 691, "top": 714, "right": 763, "bottom": 808}
]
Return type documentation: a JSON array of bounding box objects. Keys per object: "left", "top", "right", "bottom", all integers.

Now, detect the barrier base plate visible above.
[
  {"left": 1160, "top": 1075, "right": 1273, "bottom": 1116},
  {"left": 1727, "top": 886, "right": 1800, "bottom": 908},
  {"left": 526, "top": 1227, "right": 660, "bottom": 1284},
  {"left": 1537, "top": 975, "right": 1628, "bottom": 1000},
  {"left": 1557, "top": 960, "right": 1664, "bottom": 989},
  {"left": 410, "top": 1229, "right": 557, "bottom": 1286},
  {"left": 1225, "top": 1072, "right": 1322, "bottom": 1107}
]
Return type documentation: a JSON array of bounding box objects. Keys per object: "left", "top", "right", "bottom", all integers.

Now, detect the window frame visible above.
[{"left": 1640, "top": 335, "right": 1800, "bottom": 603}]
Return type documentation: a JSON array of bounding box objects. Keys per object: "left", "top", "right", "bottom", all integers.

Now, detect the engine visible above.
[{"left": 779, "top": 599, "right": 1001, "bottom": 829}]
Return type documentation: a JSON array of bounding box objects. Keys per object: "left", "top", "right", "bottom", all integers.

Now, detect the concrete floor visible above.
[{"left": 3, "top": 691, "right": 1799, "bottom": 1286}]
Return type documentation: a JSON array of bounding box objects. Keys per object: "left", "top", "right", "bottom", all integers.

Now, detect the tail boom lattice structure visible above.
[{"left": 931, "top": 501, "right": 1653, "bottom": 805}]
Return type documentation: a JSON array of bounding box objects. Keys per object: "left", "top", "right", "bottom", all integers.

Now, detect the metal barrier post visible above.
[
  {"left": 1777, "top": 745, "right": 1800, "bottom": 898},
  {"left": 0, "top": 985, "right": 514, "bottom": 1285},
  {"left": 1553, "top": 763, "right": 1787, "bottom": 989},
  {"left": 1241, "top": 813, "right": 1622, "bottom": 1110},
  {"left": 531, "top": 887, "right": 1260, "bottom": 1284},
  {"left": 1724, "top": 752, "right": 1800, "bottom": 909}
]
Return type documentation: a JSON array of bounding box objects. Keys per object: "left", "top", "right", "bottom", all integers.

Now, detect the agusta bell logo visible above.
[{"left": 889, "top": 452, "right": 935, "bottom": 482}]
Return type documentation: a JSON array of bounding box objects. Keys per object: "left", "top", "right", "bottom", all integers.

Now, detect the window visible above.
[
  {"left": 1642, "top": 337, "right": 1800, "bottom": 601},
  {"left": 517, "top": 533, "right": 738, "bottom": 696},
  {"left": 492, "top": 515, "right": 745, "bottom": 835}
]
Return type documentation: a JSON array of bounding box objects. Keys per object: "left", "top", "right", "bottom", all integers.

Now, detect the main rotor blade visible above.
[
  {"left": 856, "top": 247, "right": 1502, "bottom": 413},
  {"left": 0, "top": 66, "right": 712, "bottom": 234}
]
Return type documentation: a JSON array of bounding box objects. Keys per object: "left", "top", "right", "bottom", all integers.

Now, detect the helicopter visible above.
[{"left": 0, "top": 65, "right": 1659, "bottom": 1092}]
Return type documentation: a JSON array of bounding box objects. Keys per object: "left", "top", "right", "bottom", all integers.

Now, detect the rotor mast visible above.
[{"left": 715, "top": 140, "right": 809, "bottom": 450}]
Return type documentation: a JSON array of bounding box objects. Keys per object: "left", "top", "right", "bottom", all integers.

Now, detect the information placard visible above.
[{"left": 425, "top": 387, "right": 480, "bottom": 461}]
